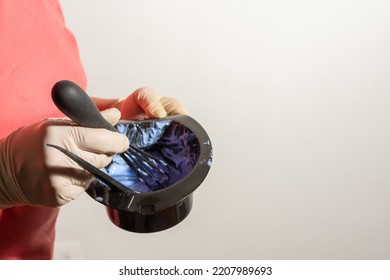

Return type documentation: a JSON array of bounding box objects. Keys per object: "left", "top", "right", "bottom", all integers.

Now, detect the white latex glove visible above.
[
  {"left": 117, "top": 87, "right": 188, "bottom": 120},
  {"left": 0, "top": 108, "right": 129, "bottom": 208}
]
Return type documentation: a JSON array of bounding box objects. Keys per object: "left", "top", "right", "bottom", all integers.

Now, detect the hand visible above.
[
  {"left": 117, "top": 87, "right": 188, "bottom": 120},
  {"left": 0, "top": 108, "right": 129, "bottom": 208}
]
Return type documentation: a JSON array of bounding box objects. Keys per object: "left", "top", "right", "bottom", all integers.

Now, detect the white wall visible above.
[{"left": 55, "top": 0, "right": 390, "bottom": 259}]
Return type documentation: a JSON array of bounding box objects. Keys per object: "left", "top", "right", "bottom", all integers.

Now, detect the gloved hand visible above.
[
  {"left": 116, "top": 87, "right": 188, "bottom": 120},
  {"left": 0, "top": 108, "right": 129, "bottom": 208}
]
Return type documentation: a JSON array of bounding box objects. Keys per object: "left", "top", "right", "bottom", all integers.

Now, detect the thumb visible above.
[{"left": 100, "top": 108, "right": 121, "bottom": 126}]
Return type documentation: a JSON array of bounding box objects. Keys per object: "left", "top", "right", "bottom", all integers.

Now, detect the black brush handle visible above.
[{"left": 51, "top": 80, "right": 117, "bottom": 133}]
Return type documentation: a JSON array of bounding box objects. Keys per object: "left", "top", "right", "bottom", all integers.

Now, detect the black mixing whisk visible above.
[{"left": 51, "top": 80, "right": 168, "bottom": 190}]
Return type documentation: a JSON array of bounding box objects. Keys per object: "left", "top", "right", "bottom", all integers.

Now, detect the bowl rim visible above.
[{"left": 86, "top": 114, "right": 212, "bottom": 215}]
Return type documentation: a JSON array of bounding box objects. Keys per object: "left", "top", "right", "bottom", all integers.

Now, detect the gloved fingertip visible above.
[
  {"left": 120, "top": 135, "right": 130, "bottom": 153},
  {"left": 148, "top": 103, "right": 167, "bottom": 118},
  {"left": 155, "top": 110, "right": 168, "bottom": 118},
  {"left": 101, "top": 108, "right": 121, "bottom": 125}
]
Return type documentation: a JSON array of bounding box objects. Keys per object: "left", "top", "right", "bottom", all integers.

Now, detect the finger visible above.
[
  {"left": 55, "top": 152, "right": 113, "bottom": 204},
  {"left": 84, "top": 152, "right": 113, "bottom": 169},
  {"left": 55, "top": 174, "right": 94, "bottom": 205},
  {"left": 100, "top": 108, "right": 121, "bottom": 125},
  {"left": 46, "top": 151, "right": 113, "bottom": 206},
  {"left": 73, "top": 127, "right": 129, "bottom": 154},
  {"left": 132, "top": 87, "right": 168, "bottom": 118},
  {"left": 45, "top": 166, "right": 95, "bottom": 206},
  {"left": 46, "top": 145, "right": 113, "bottom": 171},
  {"left": 160, "top": 97, "right": 189, "bottom": 115}
]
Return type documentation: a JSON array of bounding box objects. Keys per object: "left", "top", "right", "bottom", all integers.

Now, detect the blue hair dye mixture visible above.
[{"left": 102, "top": 120, "right": 201, "bottom": 193}]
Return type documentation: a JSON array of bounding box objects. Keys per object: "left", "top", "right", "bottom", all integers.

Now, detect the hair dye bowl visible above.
[{"left": 86, "top": 115, "right": 212, "bottom": 233}]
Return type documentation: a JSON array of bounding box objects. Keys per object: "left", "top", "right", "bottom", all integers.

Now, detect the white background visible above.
[
  {"left": 56, "top": 0, "right": 390, "bottom": 259},
  {"left": 2, "top": 260, "right": 390, "bottom": 280}
]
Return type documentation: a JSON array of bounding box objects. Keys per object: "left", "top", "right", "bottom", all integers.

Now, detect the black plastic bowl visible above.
[{"left": 86, "top": 115, "right": 212, "bottom": 233}]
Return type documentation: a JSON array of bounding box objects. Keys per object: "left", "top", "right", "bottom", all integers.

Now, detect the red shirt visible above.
[{"left": 0, "top": 0, "right": 86, "bottom": 259}]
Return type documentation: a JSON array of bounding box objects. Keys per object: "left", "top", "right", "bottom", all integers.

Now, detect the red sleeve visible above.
[{"left": 0, "top": 0, "right": 87, "bottom": 259}]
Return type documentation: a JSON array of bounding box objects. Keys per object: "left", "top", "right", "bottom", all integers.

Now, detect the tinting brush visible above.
[{"left": 51, "top": 80, "right": 168, "bottom": 191}]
